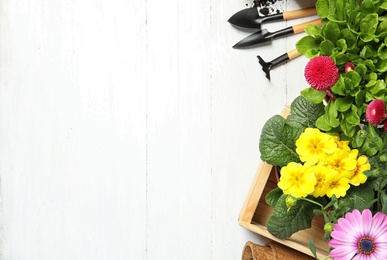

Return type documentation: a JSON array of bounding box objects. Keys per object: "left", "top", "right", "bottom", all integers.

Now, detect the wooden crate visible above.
[
  {"left": 239, "top": 107, "right": 331, "bottom": 259},
  {"left": 238, "top": 162, "right": 330, "bottom": 258}
]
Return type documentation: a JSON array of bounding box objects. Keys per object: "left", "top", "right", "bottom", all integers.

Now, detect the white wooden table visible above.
[{"left": 0, "top": 0, "right": 315, "bottom": 259}]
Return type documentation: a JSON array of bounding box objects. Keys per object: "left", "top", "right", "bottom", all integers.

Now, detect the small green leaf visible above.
[
  {"left": 360, "top": 13, "right": 378, "bottom": 42},
  {"left": 296, "top": 36, "right": 321, "bottom": 58},
  {"left": 381, "top": 191, "right": 387, "bottom": 214},
  {"left": 323, "top": 21, "right": 341, "bottom": 44},
  {"left": 308, "top": 240, "right": 318, "bottom": 259},
  {"left": 335, "top": 96, "right": 353, "bottom": 112},
  {"left": 316, "top": 0, "right": 329, "bottom": 18},
  {"left": 305, "top": 24, "right": 322, "bottom": 37},
  {"left": 377, "top": 60, "right": 387, "bottom": 72},
  {"left": 325, "top": 100, "right": 341, "bottom": 127},
  {"left": 300, "top": 87, "right": 326, "bottom": 104},
  {"left": 316, "top": 114, "right": 333, "bottom": 131},
  {"left": 340, "top": 28, "right": 357, "bottom": 50}
]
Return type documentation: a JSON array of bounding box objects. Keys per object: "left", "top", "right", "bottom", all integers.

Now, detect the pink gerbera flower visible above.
[
  {"left": 366, "top": 99, "right": 386, "bottom": 126},
  {"left": 329, "top": 209, "right": 387, "bottom": 260},
  {"left": 304, "top": 56, "right": 339, "bottom": 91}
]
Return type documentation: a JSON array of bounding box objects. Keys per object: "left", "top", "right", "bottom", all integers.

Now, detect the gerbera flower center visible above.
[{"left": 358, "top": 237, "right": 376, "bottom": 255}]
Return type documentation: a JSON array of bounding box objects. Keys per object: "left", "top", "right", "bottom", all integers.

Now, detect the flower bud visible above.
[
  {"left": 285, "top": 196, "right": 297, "bottom": 211},
  {"left": 344, "top": 62, "right": 355, "bottom": 73},
  {"left": 324, "top": 222, "right": 334, "bottom": 233},
  {"left": 366, "top": 99, "right": 386, "bottom": 126}
]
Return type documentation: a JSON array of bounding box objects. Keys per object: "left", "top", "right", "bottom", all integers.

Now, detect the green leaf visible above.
[
  {"left": 316, "top": 114, "right": 333, "bottom": 131},
  {"left": 323, "top": 21, "right": 341, "bottom": 44},
  {"left": 361, "top": 0, "right": 377, "bottom": 15},
  {"left": 320, "top": 40, "right": 335, "bottom": 56},
  {"left": 381, "top": 191, "right": 387, "bottom": 214},
  {"left": 344, "top": 104, "right": 360, "bottom": 124},
  {"left": 259, "top": 115, "right": 301, "bottom": 167},
  {"left": 300, "top": 87, "right": 326, "bottom": 104},
  {"left": 305, "top": 24, "right": 321, "bottom": 37},
  {"left": 355, "top": 64, "right": 367, "bottom": 78},
  {"left": 378, "top": 43, "right": 387, "bottom": 60},
  {"left": 338, "top": 182, "right": 375, "bottom": 211},
  {"left": 267, "top": 195, "right": 319, "bottom": 239},
  {"left": 340, "top": 28, "right": 358, "bottom": 50},
  {"left": 344, "top": 70, "right": 362, "bottom": 88},
  {"left": 308, "top": 240, "right": 318, "bottom": 259},
  {"left": 377, "top": 60, "right": 387, "bottom": 72},
  {"left": 287, "top": 96, "right": 325, "bottom": 129},
  {"left": 265, "top": 188, "right": 283, "bottom": 208},
  {"left": 296, "top": 36, "right": 321, "bottom": 58},
  {"left": 325, "top": 100, "right": 341, "bottom": 127},
  {"left": 316, "top": 0, "right": 329, "bottom": 18},
  {"left": 360, "top": 13, "right": 378, "bottom": 42},
  {"left": 335, "top": 96, "right": 353, "bottom": 112},
  {"left": 331, "top": 75, "right": 346, "bottom": 96}
]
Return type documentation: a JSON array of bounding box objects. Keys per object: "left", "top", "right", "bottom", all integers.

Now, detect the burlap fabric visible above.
[{"left": 242, "top": 241, "right": 315, "bottom": 260}]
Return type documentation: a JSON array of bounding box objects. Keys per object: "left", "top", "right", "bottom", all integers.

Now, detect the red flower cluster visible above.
[{"left": 304, "top": 56, "right": 339, "bottom": 91}]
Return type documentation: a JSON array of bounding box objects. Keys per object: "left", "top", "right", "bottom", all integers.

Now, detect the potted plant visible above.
[{"left": 259, "top": 0, "right": 387, "bottom": 258}]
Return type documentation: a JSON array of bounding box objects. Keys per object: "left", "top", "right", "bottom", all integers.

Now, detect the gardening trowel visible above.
[
  {"left": 228, "top": 7, "right": 317, "bottom": 29},
  {"left": 233, "top": 18, "right": 322, "bottom": 48},
  {"left": 257, "top": 49, "right": 301, "bottom": 80}
]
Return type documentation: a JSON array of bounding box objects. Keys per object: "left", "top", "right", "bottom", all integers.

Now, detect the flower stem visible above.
[
  {"left": 325, "top": 90, "right": 336, "bottom": 100},
  {"left": 300, "top": 197, "right": 324, "bottom": 209}
]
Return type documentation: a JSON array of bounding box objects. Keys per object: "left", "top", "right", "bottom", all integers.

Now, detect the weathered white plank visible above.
[
  {"left": 210, "top": 1, "right": 287, "bottom": 259},
  {"left": 146, "top": 0, "right": 214, "bottom": 257},
  {"left": 285, "top": 0, "right": 318, "bottom": 103},
  {"left": 145, "top": 0, "right": 180, "bottom": 258},
  {"left": 0, "top": 0, "right": 320, "bottom": 259},
  {"left": 0, "top": 0, "right": 147, "bottom": 259}
]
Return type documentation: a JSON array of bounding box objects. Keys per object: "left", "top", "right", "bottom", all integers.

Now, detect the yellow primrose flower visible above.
[
  {"left": 349, "top": 155, "right": 370, "bottom": 186},
  {"left": 278, "top": 162, "right": 317, "bottom": 198},
  {"left": 310, "top": 165, "right": 333, "bottom": 197},
  {"left": 325, "top": 171, "right": 350, "bottom": 198},
  {"left": 332, "top": 135, "right": 351, "bottom": 151},
  {"left": 326, "top": 149, "right": 357, "bottom": 179},
  {"left": 296, "top": 128, "right": 337, "bottom": 165}
]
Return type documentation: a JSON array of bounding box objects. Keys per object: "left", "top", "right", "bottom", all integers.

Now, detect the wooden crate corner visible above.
[{"left": 239, "top": 161, "right": 330, "bottom": 259}]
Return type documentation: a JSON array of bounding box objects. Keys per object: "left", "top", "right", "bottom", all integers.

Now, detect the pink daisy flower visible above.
[
  {"left": 304, "top": 56, "right": 339, "bottom": 91},
  {"left": 329, "top": 209, "right": 387, "bottom": 259},
  {"left": 366, "top": 99, "right": 386, "bottom": 126}
]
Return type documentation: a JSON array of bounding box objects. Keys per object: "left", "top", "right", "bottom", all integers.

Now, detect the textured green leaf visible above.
[
  {"left": 287, "top": 96, "right": 325, "bottom": 129},
  {"left": 265, "top": 188, "right": 283, "bottom": 208},
  {"left": 259, "top": 116, "right": 301, "bottom": 167},
  {"left": 338, "top": 182, "right": 375, "bottom": 211},
  {"left": 267, "top": 195, "right": 319, "bottom": 239}
]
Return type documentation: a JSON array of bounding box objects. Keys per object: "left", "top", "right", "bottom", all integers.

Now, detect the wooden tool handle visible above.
[
  {"left": 292, "top": 18, "right": 322, "bottom": 34},
  {"left": 283, "top": 7, "right": 317, "bottom": 20},
  {"left": 287, "top": 49, "right": 301, "bottom": 60}
]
